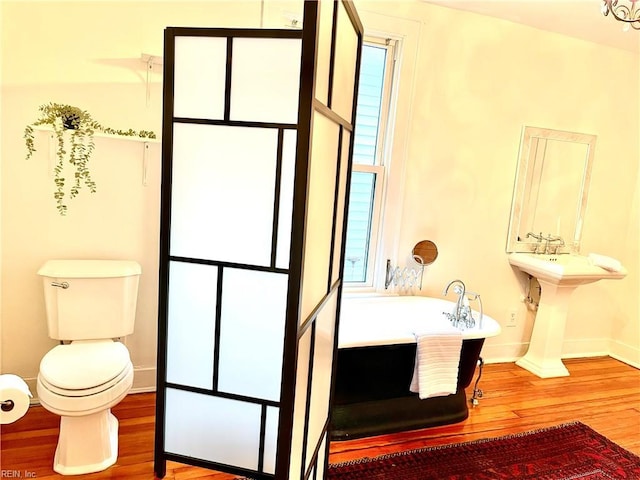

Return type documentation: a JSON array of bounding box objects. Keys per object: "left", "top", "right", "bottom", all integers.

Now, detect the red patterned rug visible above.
[{"left": 327, "top": 422, "right": 640, "bottom": 479}]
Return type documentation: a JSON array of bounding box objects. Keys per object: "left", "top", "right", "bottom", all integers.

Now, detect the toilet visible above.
[{"left": 36, "top": 259, "right": 142, "bottom": 475}]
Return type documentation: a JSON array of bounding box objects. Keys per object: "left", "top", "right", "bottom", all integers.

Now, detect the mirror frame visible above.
[
  {"left": 412, "top": 240, "right": 438, "bottom": 266},
  {"left": 506, "top": 126, "right": 597, "bottom": 253}
]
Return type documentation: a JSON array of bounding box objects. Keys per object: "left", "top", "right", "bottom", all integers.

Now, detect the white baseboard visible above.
[
  {"left": 479, "top": 337, "right": 639, "bottom": 368},
  {"left": 561, "top": 338, "right": 610, "bottom": 359},
  {"left": 131, "top": 366, "right": 157, "bottom": 393},
  {"left": 609, "top": 339, "right": 640, "bottom": 369},
  {"left": 480, "top": 341, "right": 528, "bottom": 364}
]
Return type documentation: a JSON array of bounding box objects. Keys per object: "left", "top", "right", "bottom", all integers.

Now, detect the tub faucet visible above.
[{"left": 443, "top": 279, "right": 469, "bottom": 328}]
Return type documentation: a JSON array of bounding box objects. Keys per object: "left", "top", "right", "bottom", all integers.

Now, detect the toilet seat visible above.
[
  {"left": 39, "top": 340, "right": 131, "bottom": 391},
  {"left": 39, "top": 362, "right": 132, "bottom": 397},
  {"left": 37, "top": 340, "right": 134, "bottom": 416}
]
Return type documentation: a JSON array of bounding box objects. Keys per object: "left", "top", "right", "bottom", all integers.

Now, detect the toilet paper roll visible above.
[{"left": 0, "top": 374, "right": 32, "bottom": 425}]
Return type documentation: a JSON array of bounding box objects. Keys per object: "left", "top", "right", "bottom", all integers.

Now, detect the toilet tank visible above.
[{"left": 38, "top": 260, "right": 142, "bottom": 341}]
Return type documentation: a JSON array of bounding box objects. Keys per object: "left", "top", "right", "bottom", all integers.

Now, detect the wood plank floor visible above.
[{"left": 2, "top": 357, "right": 639, "bottom": 479}]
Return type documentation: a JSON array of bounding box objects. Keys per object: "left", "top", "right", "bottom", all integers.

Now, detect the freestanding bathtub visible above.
[{"left": 330, "top": 295, "right": 501, "bottom": 440}]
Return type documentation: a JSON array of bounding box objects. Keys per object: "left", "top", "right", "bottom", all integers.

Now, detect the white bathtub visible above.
[
  {"left": 337, "top": 295, "right": 502, "bottom": 349},
  {"left": 332, "top": 294, "right": 502, "bottom": 440}
]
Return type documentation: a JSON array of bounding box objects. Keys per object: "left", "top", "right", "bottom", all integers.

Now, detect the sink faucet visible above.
[
  {"left": 526, "top": 232, "right": 545, "bottom": 254},
  {"left": 546, "top": 235, "right": 565, "bottom": 254},
  {"left": 526, "top": 232, "right": 544, "bottom": 242},
  {"left": 527, "top": 232, "right": 564, "bottom": 254}
]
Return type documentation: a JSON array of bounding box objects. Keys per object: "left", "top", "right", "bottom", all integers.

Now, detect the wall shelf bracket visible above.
[
  {"left": 141, "top": 53, "right": 163, "bottom": 107},
  {"left": 142, "top": 142, "right": 150, "bottom": 186}
]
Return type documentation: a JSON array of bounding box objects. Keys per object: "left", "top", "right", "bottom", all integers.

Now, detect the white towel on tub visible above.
[{"left": 410, "top": 331, "right": 463, "bottom": 399}]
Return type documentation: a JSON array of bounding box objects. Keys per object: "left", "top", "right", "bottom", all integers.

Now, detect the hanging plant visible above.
[{"left": 24, "top": 102, "right": 156, "bottom": 215}]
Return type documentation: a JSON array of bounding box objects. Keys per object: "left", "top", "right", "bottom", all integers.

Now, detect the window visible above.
[{"left": 343, "top": 38, "right": 396, "bottom": 286}]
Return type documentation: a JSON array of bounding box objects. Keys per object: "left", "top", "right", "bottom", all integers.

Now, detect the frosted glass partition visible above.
[
  {"left": 301, "top": 112, "right": 340, "bottom": 321},
  {"left": 230, "top": 38, "right": 302, "bottom": 124},
  {"left": 157, "top": 9, "right": 363, "bottom": 478},
  {"left": 275, "top": 130, "right": 297, "bottom": 269},
  {"left": 315, "top": 0, "right": 335, "bottom": 105},
  {"left": 174, "top": 36, "right": 227, "bottom": 120},
  {"left": 305, "top": 292, "right": 337, "bottom": 471},
  {"left": 331, "top": 130, "right": 351, "bottom": 285},
  {"left": 288, "top": 329, "right": 312, "bottom": 479},
  {"left": 218, "top": 268, "right": 288, "bottom": 401},
  {"left": 170, "top": 123, "right": 278, "bottom": 266},
  {"left": 332, "top": 2, "right": 359, "bottom": 121},
  {"left": 165, "top": 388, "right": 262, "bottom": 468},
  {"left": 166, "top": 261, "right": 217, "bottom": 389}
]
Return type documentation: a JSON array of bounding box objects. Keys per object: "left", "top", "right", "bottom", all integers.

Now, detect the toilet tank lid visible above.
[{"left": 38, "top": 260, "right": 142, "bottom": 278}]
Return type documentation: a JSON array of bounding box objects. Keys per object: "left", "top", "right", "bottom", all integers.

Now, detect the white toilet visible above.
[{"left": 36, "top": 259, "right": 142, "bottom": 475}]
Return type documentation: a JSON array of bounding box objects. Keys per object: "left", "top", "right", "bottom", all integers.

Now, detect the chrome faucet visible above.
[
  {"left": 526, "top": 232, "right": 545, "bottom": 254},
  {"left": 546, "top": 235, "right": 565, "bottom": 254},
  {"left": 526, "top": 232, "right": 565, "bottom": 254},
  {"left": 443, "top": 279, "right": 470, "bottom": 328}
]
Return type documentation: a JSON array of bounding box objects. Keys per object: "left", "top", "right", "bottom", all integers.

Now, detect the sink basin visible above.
[
  {"left": 508, "top": 253, "right": 627, "bottom": 286},
  {"left": 509, "top": 252, "right": 626, "bottom": 378}
]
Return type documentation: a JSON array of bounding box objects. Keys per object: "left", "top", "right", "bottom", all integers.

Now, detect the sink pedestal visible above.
[
  {"left": 516, "top": 279, "right": 575, "bottom": 378},
  {"left": 508, "top": 252, "right": 627, "bottom": 378}
]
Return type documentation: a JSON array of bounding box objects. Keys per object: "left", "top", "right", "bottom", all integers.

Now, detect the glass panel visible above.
[
  {"left": 165, "top": 388, "right": 261, "bottom": 469},
  {"left": 275, "top": 130, "right": 297, "bottom": 269},
  {"left": 305, "top": 291, "right": 337, "bottom": 471},
  {"left": 288, "top": 329, "right": 311, "bottom": 479},
  {"left": 166, "top": 261, "right": 217, "bottom": 389},
  {"left": 331, "top": 130, "right": 351, "bottom": 285},
  {"left": 315, "top": 0, "right": 335, "bottom": 105},
  {"left": 353, "top": 45, "right": 387, "bottom": 166},
  {"left": 230, "top": 38, "right": 302, "bottom": 124},
  {"left": 343, "top": 171, "right": 375, "bottom": 282},
  {"left": 218, "top": 269, "right": 288, "bottom": 402},
  {"left": 174, "top": 36, "right": 227, "bottom": 120},
  {"left": 331, "top": 2, "right": 359, "bottom": 121},
  {"left": 301, "top": 112, "right": 339, "bottom": 321},
  {"left": 263, "top": 406, "right": 279, "bottom": 475},
  {"left": 170, "top": 124, "right": 277, "bottom": 266}
]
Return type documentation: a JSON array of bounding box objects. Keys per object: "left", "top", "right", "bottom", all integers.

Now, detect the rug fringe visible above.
[{"left": 328, "top": 421, "right": 586, "bottom": 469}]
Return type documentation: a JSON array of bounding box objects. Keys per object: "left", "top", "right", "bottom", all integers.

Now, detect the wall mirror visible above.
[
  {"left": 506, "top": 126, "right": 596, "bottom": 253},
  {"left": 412, "top": 240, "right": 438, "bottom": 265}
]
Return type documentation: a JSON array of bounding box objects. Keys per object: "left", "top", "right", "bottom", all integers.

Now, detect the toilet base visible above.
[{"left": 53, "top": 409, "right": 119, "bottom": 475}]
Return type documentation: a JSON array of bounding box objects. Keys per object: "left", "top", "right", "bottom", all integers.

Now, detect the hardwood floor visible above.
[{"left": 2, "top": 356, "right": 639, "bottom": 479}]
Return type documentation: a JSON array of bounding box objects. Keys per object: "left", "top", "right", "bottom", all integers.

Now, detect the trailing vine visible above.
[{"left": 24, "top": 102, "right": 157, "bottom": 215}]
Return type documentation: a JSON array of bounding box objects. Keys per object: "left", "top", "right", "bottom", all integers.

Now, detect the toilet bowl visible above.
[
  {"left": 36, "top": 259, "right": 141, "bottom": 475},
  {"left": 37, "top": 340, "right": 134, "bottom": 475}
]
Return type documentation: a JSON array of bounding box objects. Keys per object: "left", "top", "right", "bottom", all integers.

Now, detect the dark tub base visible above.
[
  {"left": 331, "top": 390, "right": 468, "bottom": 440},
  {"left": 330, "top": 339, "right": 484, "bottom": 441}
]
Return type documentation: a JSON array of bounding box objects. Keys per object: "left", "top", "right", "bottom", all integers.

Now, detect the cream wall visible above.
[
  {"left": 0, "top": 0, "right": 303, "bottom": 396},
  {"left": 1, "top": 0, "right": 638, "bottom": 401},
  {"left": 356, "top": 1, "right": 640, "bottom": 364}
]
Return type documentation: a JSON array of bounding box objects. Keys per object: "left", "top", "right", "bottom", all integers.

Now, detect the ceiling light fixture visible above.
[{"left": 601, "top": 0, "right": 640, "bottom": 31}]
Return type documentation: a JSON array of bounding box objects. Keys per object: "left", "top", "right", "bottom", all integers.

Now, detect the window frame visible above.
[{"left": 343, "top": 36, "right": 399, "bottom": 290}]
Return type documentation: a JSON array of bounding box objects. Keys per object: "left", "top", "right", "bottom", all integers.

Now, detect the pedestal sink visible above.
[{"left": 508, "top": 253, "right": 627, "bottom": 378}]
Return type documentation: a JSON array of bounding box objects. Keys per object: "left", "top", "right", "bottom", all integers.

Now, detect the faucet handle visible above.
[{"left": 526, "top": 232, "right": 544, "bottom": 242}]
